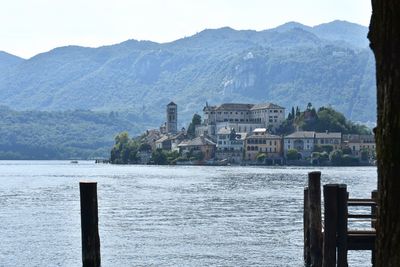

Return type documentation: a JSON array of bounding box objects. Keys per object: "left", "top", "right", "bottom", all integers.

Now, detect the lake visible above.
[{"left": 0, "top": 161, "right": 377, "bottom": 266}]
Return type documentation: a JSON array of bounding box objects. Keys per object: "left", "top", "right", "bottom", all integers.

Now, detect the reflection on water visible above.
[{"left": 0, "top": 161, "right": 376, "bottom": 266}]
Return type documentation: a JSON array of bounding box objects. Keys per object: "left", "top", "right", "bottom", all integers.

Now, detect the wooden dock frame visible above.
[{"left": 304, "top": 172, "right": 377, "bottom": 266}]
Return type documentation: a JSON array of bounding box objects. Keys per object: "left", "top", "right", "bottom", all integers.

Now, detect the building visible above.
[
  {"left": 178, "top": 136, "right": 216, "bottom": 160},
  {"left": 155, "top": 131, "right": 186, "bottom": 151},
  {"left": 245, "top": 128, "right": 283, "bottom": 163},
  {"left": 315, "top": 131, "right": 342, "bottom": 150},
  {"left": 215, "top": 127, "right": 246, "bottom": 164},
  {"left": 196, "top": 102, "right": 285, "bottom": 137},
  {"left": 166, "top": 102, "right": 177, "bottom": 134},
  {"left": 142, "top": 129, "right": 162, "bottom": 151},
  {"left": 155, "top": 135, "right": 171, "bottom": 150},
  {"left": 284, "top": 131, "right": 316, "bottom": 158},
  {"left": 342, "top": 134, "right": 376, "bottom": 159}
]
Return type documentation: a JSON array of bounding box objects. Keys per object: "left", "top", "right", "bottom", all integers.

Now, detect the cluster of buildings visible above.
[{"left": 142, "top": 102, "right": 375, "bottom": 165}]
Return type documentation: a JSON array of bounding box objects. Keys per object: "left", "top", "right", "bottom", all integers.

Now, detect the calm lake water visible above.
[{"left": 0, "top": 161, "right": 376, "bottom": 267}]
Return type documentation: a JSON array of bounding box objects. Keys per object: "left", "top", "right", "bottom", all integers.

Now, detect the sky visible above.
[{"left": 0, "top": 0, "right": 372, "bottom": 59}]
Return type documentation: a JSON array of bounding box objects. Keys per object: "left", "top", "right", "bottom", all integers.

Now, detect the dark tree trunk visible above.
[{"left": 368, "top": 1, "right": 400, "bottom": 266}]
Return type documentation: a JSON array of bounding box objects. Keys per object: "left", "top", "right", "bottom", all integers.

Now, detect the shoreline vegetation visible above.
[{"left": 110, "top": 104, "right": 375, "bottom": 167}]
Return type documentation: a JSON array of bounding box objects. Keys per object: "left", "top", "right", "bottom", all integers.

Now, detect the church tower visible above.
[{"left": 166, "top": 102, "right": 177, "bottom": 134}]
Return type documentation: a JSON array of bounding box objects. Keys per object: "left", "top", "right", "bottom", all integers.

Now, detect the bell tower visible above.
[{"left": 166, "top": 102, "right": 177, "bottom": 134}]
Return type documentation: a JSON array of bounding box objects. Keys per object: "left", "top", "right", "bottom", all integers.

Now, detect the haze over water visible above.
[{"left": 0, "top": 161, "right": 376, "bottom": 266}]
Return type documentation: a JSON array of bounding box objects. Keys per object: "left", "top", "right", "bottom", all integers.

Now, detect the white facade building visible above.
[
  {"left": 197, "top": 102, "right": 285, "bottom": 137},
  {"left": 284, "top": 131, "right": 316, "bottom": 158}
]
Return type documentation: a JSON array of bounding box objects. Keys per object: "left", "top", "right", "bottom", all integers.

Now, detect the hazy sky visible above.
[{"left": 1, "top": 0, "right": 372, "bottom": 58}]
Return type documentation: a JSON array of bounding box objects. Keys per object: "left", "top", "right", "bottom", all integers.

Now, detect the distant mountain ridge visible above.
[{"left": 0, "top": 20, "right": 375, "bottom": 129}]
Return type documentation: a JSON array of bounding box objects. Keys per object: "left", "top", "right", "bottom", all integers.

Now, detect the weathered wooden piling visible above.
[
  {"left": 323, "top": 184, "right": 338, "bottom": 267},
  {"left": 371, "top": 189, "right": 378, "bottom": 266},
  {"left": 308, "top": 171, "right": 323, "bottom": 267},
  {"left": 304, "top": 187, "right": 311, "bottom": 265},
  {"left": 80, "top": 181, "right": 101, "bottom": 267},
  {"left": 337, "top": 184, "right": 348, "bottom": 267}
]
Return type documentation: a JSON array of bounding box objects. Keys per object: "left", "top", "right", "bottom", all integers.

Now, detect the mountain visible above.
[
  {"left": 0, "top": 51, "right": 25, "bottom": 72},
  {"left": 0, "top": 106, "right": 143, "bottom": 159},
  {"left": 0, "top": 20, "right": 375, "bottom": 129},
  {"left": 275, "top": 20, "right": 369, "bottom": 48}
]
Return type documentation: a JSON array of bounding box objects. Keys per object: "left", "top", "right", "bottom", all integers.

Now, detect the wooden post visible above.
[
  {"left": 371, "top": 189, "right": 378, "bottom": 266},
  {"left": 337, "top": 184, "right": 348, "bottom": 267},
  {"left": 80, "top": 182, "right": 101, "bottom": 267},
  {"left": 304, "top": 187, "right": 311, "bottom": 266},
  {"left": 308, "top": 171, "right": 323, "bottom": 267},
  {"left": 371, "top": 190, "right": 378, "bottom": 229},
  {"left": 323, "top": 184, "right": 338, "bottom": 267}
]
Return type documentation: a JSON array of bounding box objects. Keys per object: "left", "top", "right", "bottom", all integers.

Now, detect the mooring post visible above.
[
  {"left": 304, "top": 187, "right": 311, "bottom": 266},
  {"left": 371, "top": 189, "right": 378, "bottom": 266},
  {"left": 308, "top": 171, "right": 323, "bottom": 267},
  {"left": 80, "top": 181, "right": 101, "bottom": 267},
  {"left": 337, "top": 184, "right": 348, "bottom": 267},
  {"left": 323, "top": 184, "right": 338, "bottom": 267}
]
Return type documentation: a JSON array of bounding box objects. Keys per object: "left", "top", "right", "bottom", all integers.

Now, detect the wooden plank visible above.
[
  {"left": 347, "top": 234, "right": 376, "bottom": 250},
  {"left": 348, "top": 230, "right": 376, "bottom": 235},
  {"left": 348, "top": 214, "right": 376, "bottom": 219},
  {"left": 348, "top": 201, "right": 377, "bottom": 206}
]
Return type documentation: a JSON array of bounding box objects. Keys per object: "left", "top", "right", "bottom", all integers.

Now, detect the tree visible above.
[
  {"left": 342, "top": 146, "right": 353, "bottom": 155},
  {"left": 369, "top": 2, "right": 400, "bottom": 265},
  {"left": 187, "top": 114, "right": 202, "bottom": 138},
  {"left": 256, "top": 152, "right": 267, "bottom": 163},
  {"left": 139, "top": 143, "right": 152, "bottom": 151},
  {"left": 151, "top": 149, "right": 168, "bottom": 165},
  {"left": 329, "top": 149, "right": 343, "bottom": 165},
  {"left": 286, "top": 149, "right": 300, "bottom": 160}
]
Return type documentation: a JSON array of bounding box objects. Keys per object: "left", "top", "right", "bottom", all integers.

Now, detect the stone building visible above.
[
  {"left": 215, "top": 127, "right": 246, "bottom": 164},
  {"left": 342, "top": 134, "right": 376, "bottom": 159},
  {"left": 284, "top": 131, "right": 316, "bottom": 159},
  {"left": 314, "top": 131, "right": 342, "bottom": 150},
  {"left": 244, "top": 128, "right": 283, "bottom": 163},
  {"left": 178, "top": 136, "right": 216, "bottom": 161},
  {"left": 196, "top": 102, "right": 285, "bottom": 137},
  {"left": 166, "top": 102, "right": 177, "bottom": 134}
]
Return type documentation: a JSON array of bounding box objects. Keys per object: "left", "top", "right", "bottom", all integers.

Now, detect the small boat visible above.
[{"left": 70, "top": 160, "right": 78, "bottom": 164}]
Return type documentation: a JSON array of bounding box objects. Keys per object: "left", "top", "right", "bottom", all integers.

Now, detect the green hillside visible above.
[{"left": 0, "top": 107, "right": 143, "bottom": 159}]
